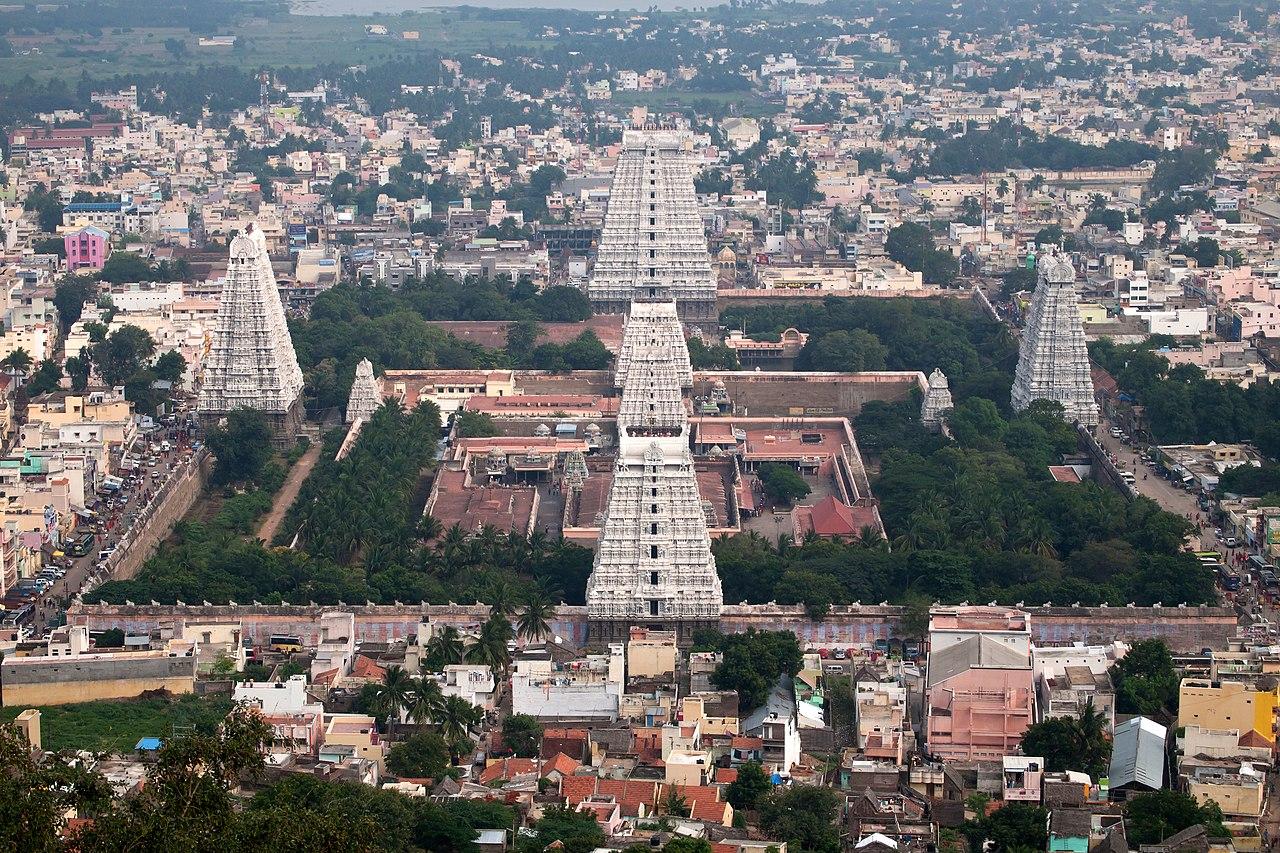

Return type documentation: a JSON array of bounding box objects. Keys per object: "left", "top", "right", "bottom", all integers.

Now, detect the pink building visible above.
[
  {"left": 64, "top": 226, "right": 110, "bottom": 272},
  {"left": 926, "top": 607, "right": 1035, "bottom": 762}
]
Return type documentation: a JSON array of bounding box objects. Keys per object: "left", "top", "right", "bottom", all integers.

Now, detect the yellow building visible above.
[
  {"left": 1178, "top": 679, "right": 1277, "bottom": 746},
  {"left": 627, "top": 627, "right": 678, "bottom": 680},
  {"left": 322, "top": 714, "right": 388, "bottom": 772}
]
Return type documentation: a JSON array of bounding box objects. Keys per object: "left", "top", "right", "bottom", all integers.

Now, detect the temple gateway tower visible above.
[
  {"left": 198, "top": 223, "right": 305, "bottom": 444},
  {"left": 1010, "top": 253, "right": 1099, "bottom": 427}
]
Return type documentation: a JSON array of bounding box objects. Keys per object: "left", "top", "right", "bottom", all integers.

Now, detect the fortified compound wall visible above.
[
  {"left": 69, "top": 602, "right": 1237, "bottom": 653},
  {"left": 102, "top": 451, "right": 212, "bottom": 581}
]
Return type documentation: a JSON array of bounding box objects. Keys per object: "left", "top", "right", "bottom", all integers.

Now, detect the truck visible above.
[{"left": 66, "top": 533, "right": 95, "bottom": 557}]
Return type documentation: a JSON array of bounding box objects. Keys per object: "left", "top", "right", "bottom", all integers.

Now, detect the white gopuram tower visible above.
[
  {"left": 588, "top": 129, "right": 718, "bottom": 332},
  {"left": 198, "top": 222, "right": 305, "bottom": 443},
  {"left": 1010, "top": 253, "right": 1099, "bottom": 426},
  {"left": 920, "top": 368, "right": 954, "bottom": 431},
  {"left": 585, "top": 306, "right": 722, "bottom": 645},
  {"left": 345, "top": 358, "right": 381, "bottom": 423}
]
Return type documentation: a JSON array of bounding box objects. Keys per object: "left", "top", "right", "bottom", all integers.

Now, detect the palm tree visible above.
[
  {"left": 855, "top": 525, "right": 885, "bottom": 550},
  {"left": 517, "top": 589, "right": 555, "bottom": 643},
  {"left": 377, "top": 664, "right": 414, "bottom": 737},
  {"left": 485, "top": 578, "right": 517, "bottom": 620},
  {"left": 437, "top": 695, "right": 481, "bottom": 763},
  {"left": 416, "top": 514, "right": 443, "bottom": 542},
  {"left": 1013, "top": 516, "right": 1058, "bottom": 558},
  {"left": 1, "top": 347, "right": 33, "bottom": 380},
  {"left": 405, "top": 677, "right": 444, "bottom": 729},
  {"left": 424, "top": 626, "right": 465, "bottom": 671},
  {"left": 466, "top": 613, "right": 512, "bottom": 673},
  {"left": 440, "top": 523, "right": 466, "bottom": 559}
]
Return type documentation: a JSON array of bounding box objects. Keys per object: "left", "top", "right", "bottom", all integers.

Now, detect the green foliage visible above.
[
  {"left": 53, "top": 275, "right": 98, "bottom": 330},
  {"left": 719, "top": 297, "right": 1016, "bottom": 405},
  {"left": 885, "top": 222, "right": 958, "bottom": 285},
  {"left": 1090, "top": 338, "right": 1280, "bottom": 453},
  {"left": 797, "top": 328, "right": 887, "bottom": 372},
  {"left": 1019, "top": 700, "right": 1111, "bottom": 779},
  {"left": 0, "top": 721, "right": 113, "bottom": 852},
  {"left": 501, "top": 714, "right": 543, "bottom": 759},
  {"left": 280, "top": 402, "right": 440, "bottom": 570},
  {"left": 1109, "top": 639, "right": 1180, "bottom": 716},
  {"left": 962, "top": 803, "right": 1049, "bottom": 853},
  {"left": 1124, "top": 789, "right": 1227, "bottom": 846},
  {"left": 517, "top": 804, "right": 605, "bottom": 853},
  {"left": 386, "top": 732, "right": 451, "bottom": 779},
  {"left": 154, "top": 350, "right": 186, "bottom": 385},
  {"left": 746, "top": 150, "right": 823, "bottom": 210},
  {"left": 927, "top": 120, "right": 1159, "bottom": 176},
  {"left": 206, "top": 408, "right": 274, "bottom": 487},
  {"left": 758, "top": 784, "right": 841, "bottom": 853},
  {"left": 757, "top": 463, "right": 811, "bottom": 506},
  {"left": 97, "top": 251, "right": 153, "bottom": 285},
  {"left": 1219, "top": 464, "right": 1280, "bottom": 497},
  {"left": 725, "top": 760, "right": 773, "bottom": 811},
  {"left": 0, "top": 694, "right": 234, "bottom": 754},
  {"left": 455, "top": 411, "right": 500, "bottom": 438},
  {"left": 89, "top": 324, "right": 155, "bottom": 386},
  {"left": 24, "top": 359, "right": 63, "bottom": 396},
  {"left": 1151, "top": 147, "right": 1217, "bottom": 195},
  {"left": 697, "top": 629, "right": 803, "bottom": 713},
  {"left": 687, "top": 336, "right": 740, "bottom": 369}
]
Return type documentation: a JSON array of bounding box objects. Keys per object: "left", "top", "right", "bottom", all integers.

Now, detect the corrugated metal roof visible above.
[{"left": 1108, "top": 716, "right": 1166, "bottom": 790}]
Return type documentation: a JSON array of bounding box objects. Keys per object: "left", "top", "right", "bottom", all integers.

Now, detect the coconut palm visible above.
[
  {"left": 855, "top": 525, "right": 885, "bottom": 550},
  {"left": 416, "top": 514, "right": 443, "bottom": 542},
  {"left": 485, "top": 578, "right": 517, "bottom": 620},
  {"left": 424, "top": 625, "right": 465, "bottom": 671},
  {"left": 437, "top": 695, "right": 481, "bottom": 762},
  {"left": 466, "top": 613, "right": 513, "bottom": 673},
  {"left": 517, "top": 588, "right": 555, "bottom": 643},
  {"left": 377, "top": 664, "right": 414, "bottom": 737},
  {"left": 1, "top": 347, "right": 33, "bottom": 380},
  {"left": 1013, "top": 516, "right": 1058, "bottom": 558},
  {"left": 405, "top": 676, "right": 444, "bottom": 729}
]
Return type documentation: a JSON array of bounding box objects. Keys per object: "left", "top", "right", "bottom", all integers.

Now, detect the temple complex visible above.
[
  {"left": 587, "top": 129, "right": 718, "bottom": 332},
  {"left": 197, "top": 222, "right": 305, "bottom": 443},
  {"left": 1010, "top": 253, "right": 1099, "bottom": 426},
  {"left": 345, "top": 358, "right": 381, "bottom": 424}
]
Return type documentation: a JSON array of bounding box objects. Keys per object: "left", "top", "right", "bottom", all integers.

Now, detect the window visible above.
[
  {"left": 650, "top": 522, "right": 658, "bottom": 534},
  {"left": 650, "top": 545, "right": 659, "bottom": 559},
  {"left": 650, "top": 571, "right": 659, "bottom": 584},
  {"left": 649, "top": 600, "right": 660, "bottom": 616}
]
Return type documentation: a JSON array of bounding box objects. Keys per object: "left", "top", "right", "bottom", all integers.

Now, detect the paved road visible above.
[
  {"left": 29, "top": 430, "right": 194, "bottom": 635},
  {"left": 257, "top": 440, "right": 323, "bottom": 543}
]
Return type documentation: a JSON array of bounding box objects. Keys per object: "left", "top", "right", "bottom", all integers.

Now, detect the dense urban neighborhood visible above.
[{"left": 3, "top": 0, "right": 1280, "bottom": 851}]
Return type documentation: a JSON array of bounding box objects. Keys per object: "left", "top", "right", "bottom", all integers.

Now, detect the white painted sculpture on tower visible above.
[
  {"left": 345, "top": 358, "right": 381, "bottom": 424},
  {"left": 198, "top": 222, "right": 305, "bottom": 442},
  {"left": 921, "top": 368, "right": 954, "bottom": 430},
  {"left": 1010, "top": 252, "right": 1099, "bottom": 426}
]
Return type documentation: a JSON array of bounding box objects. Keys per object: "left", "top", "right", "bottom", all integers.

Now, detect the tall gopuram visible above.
[
  {"left": 584, "top": 301, "right": 723, "bottom": 645},
  {"left": 587, "top": 129, "right": 718, "bottom": 332},
  {"left": 198, "top": 222, "right": 305, "bottom": 444},
  {"left": 345, "top": 358, "right": 381, "bottom": 423},
  {"left": 1010, "top": 252, "right": 1099, "bottom": 427}
]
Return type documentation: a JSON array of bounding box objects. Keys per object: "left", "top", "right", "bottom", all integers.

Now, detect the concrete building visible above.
[
  {"left": 511, "top": 644, "right": 625, "bottom": 720},
  {"left": 64, "top": 225, "right": 111, "bottom": 272},
  {"left": 1178, "top": 678, "right": 1277, "bottom": 751},
  {"left": 1, "top": 630, "right": 196, "bottom": 706},
  {"left": 925, "top": 607, "right": 1035, "bottom": 761}
]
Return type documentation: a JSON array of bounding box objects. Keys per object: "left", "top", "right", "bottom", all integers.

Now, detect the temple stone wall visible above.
[{"left": 70, "top": 602, "right": 1236, "bottom": 653}]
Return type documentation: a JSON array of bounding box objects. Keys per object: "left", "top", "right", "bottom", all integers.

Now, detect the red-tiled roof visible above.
[
  {"left": 561, "top": 774, "right": 598, "bottom": 805},
  {"left": 1048, "top": 465, "right": 1082, "bottom": 484},
  {"left": 545, "top": 752, "right": 582, "bottom": 777},
  {"left": 714, "top": 767, "right": 739, "bottom": 784},
  {"left": 349, "top": 655, "right": 386, "bottom": 681}
]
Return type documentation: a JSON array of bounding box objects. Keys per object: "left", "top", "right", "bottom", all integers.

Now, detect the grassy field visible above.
[
  {"left": 0, "top": 694, "right": 234, "bottom": 753},
  {"left": 0, "top": 11, "right": 539, "bottom": 85}
]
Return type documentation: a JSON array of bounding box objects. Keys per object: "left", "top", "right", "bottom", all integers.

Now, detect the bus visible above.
[
  {"left": 1218, "top": 566, "right": 1242, "bottom": 591},
  {"left": 66, "top": 533, "right": 95, "bottom": 557},
  {"left": 269, "top": 634, "right": 303, "bottom": 653}
]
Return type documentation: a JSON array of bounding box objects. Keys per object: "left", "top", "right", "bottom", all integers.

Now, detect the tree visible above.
[
  {"left": 0, "top": 722, "right": 112, "bottom": 852},
  {"left": 1020, "top": 701, "right": 1111, "bottom": 779},
  {"left": 206, "top": 408, "right": 273, "bottom": 486},
  {"left": 437, "top": 695, "right": 481, "bottom": 762},
  {"left": 386, "top": 732, "right": 451, "bottom": 778},
  {"left": 98, "top": 251, "right": 154, "bottom": 285},
  {"left": 700, "top": 629, "right": 803, "bottom": 713},
  {"left": 758, "top": 463, "right": 811, "bottom": 506},
  {"left": 0, "top": 348, "right": 33, "bottom": 378},
  {"left": 502, "top": 714, "right": 543, "bottom": 758},
  {"left": 1109, "top": 639, "right": 1179, "bottom": 716},
  {"left": 517, "top": 805, "right": 604, "bottom": 853},
  {"left": 885, "top": 222, "right": 935, "bottom": 271},
  {"left": 65, "top": 355, "right": 91, "bottom": 392},
  {"left": 154, "top": 350, "right": 187, "bottom": 385},
  {"left": 1034, "top": 224, "right": 1064, "bottom": 246},
  {"left": 1125, "top": 790, "right": 1227, "bottom": 846},
  {"left": 962, "top": 803, "right": 1049, "bottom": 853},
  {"left": 376, "top": 664, "right": 415, "bottom": 737},
  {"left": 800, "top": 329, "right": 888, "bottom": 372},
  {"left": 454, "top": 411, "right": 500, "bottom": 438},
  {"left": 725, "top": 760, "right": 772, "bottom": 811},
  {"left": 516, "top": 588, "right": 555, "bottom": 642},
  {"left": 90, "top": 324, "right": 155, "bottom": 386},
  {"left": 405, "top": 677, "right": 444, "bottom": 729},
  {"left": 53, "top": 275, "right": 98, "bottom": 329},
  {"left": 758, "top": 785, "right": 840, "bottom": 853},
  {"left": 24, "top": 359, "right": 62, "bottom": 396}
]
